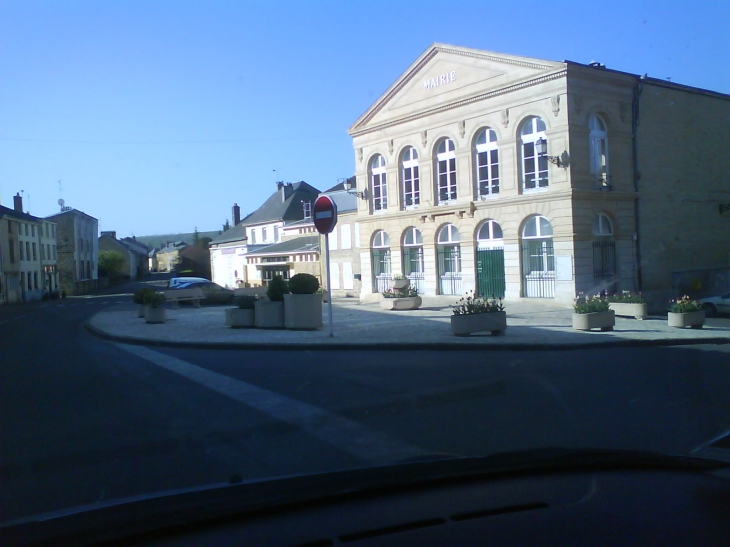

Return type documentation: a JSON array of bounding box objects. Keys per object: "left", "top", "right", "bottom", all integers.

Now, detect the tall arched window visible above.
[
  {"left": 370, "top": 155, "right": 387, "bottom": 211},
  {"left": 436, "top": 138, "right": 457, "bottom": 203},
  {"left": 520, "top": 117, "right": 548, "bottom": 191},
  {"left": 476, "top": 220, "right": 504, "bottom": 249},
  {"left": 589, "top": 115, "right": 609, "bottom": 187},
  {"left": 475, "top": 128, "right": 499, "bottom": 198},
  {"left": 402, "top": 227, "right": 424, "bottom": 293},
  {"left": 520, "top": 215, "right": 555, "bottom": 297},
  {"left": 592, "top": 213, "right": 616, "bottom": 291},
  {"left": 401, "top": 147, "right": 420, "bottom": 208},
  {"left": 436, "top": 224, "right": 461, "bottom": 295},
  {"left": 371, "top": 230, "right": 391, "bottom": 292},
  {"left": 475, "top": 220, "right": 505, "bottom": 298}
]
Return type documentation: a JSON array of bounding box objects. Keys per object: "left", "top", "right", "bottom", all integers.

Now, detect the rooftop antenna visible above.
[{"left": 273, "top": 168, "right": 281, "bottom": 183}]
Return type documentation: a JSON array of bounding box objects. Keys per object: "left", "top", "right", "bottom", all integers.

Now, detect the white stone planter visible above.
[
  {"left": 572, "top": 310, "right": 615, "bottom": 331},
  {"left": 609, "top": 302, "right": 648, "bottom": 320},
  {"left": 389, "top": 278, "right": 410, "bottom": 290},
  {"left": 225, "top": 308, "right": 254, "bottom": 328},
  {"left": 668, "top": 310, "right": 705, "bottom": 329},
  {"left": 284, "top": 293, "right": 323, "bottom": 329},
  {"left": 451, "top": 311, "right": 507, "bottom": 336},
  {"left": 254, "top": 300, "right": 284, "bottom": 329},
  {"left": 380, "top": 296, "right": 422, "bottom": 311},
  {"left": 145, "top": 307, "right": 167, "bottom": 324},
  {"left": 137, "top": 304, "right": 146, "bottom": 318}
]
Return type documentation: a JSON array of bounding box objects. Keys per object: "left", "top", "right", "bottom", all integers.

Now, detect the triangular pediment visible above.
[{"left": 349, "top": 44, "right": 565, "bottom": 134}]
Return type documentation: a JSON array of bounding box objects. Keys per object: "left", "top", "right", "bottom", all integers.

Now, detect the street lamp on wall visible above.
[
  {"left": 342, "top": 178, "right": 367, "bottom": 200},
  {"left": 535, "top": 137, "right": 563, "bottom": 167}
]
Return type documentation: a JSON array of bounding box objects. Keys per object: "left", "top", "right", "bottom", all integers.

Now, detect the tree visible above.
[
  {"left": 98, "top": 250, "right": 125, "bottom": 277},
  {"left": 222, "top": 219, "right": 230, "bottom": 232}
]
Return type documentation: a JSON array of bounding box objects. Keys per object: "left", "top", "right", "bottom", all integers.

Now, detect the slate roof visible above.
[
  {"left": 157, "top": 241, "right": 188, "bottom": 254},
  {"left": 245, "top": 235, "right": 319, "bottom": 257},
  {"left": 0, "top": 205, "right": 43, "bottom": 223},
  {"left": 45, "top": 208, "right": 98, "bottom": 222},
  {"left": 119, "top": 237, "right": 149, "bottom": 256},
  {"left": 323, "top": 176, "right": 357, "bottom": 213},
  {"left": 240, "top": 181, "right": 320, "bottom": 226},
  {"left": 210, "top": 222, "right": 247, "bottom": 245}
]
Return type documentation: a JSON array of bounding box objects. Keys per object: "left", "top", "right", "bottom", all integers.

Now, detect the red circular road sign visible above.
[{"left": 313, "top": 195, "right": 338, "bottom": 234}]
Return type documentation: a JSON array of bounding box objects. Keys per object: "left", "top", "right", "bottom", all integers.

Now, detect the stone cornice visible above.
[{"left": 350, "top": 70, "right": 568, "bottom": 139}]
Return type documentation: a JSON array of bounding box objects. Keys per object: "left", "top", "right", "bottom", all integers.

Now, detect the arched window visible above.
[
  {"left": 371, "top": 230, "right": 391, "bottom": 293},
  {"left": 589, "top": 115, "right": 609, "bottom": 187},
  {"left": 402, "top": 227, "right": 424, "bottom": 293},
  {"left": 592, "top": 213, "right": 613, "bottom": 236},
  {"left": 401, "top": 147, "right": 420, "bottom": 208},
  {"left": 436, "top": 138, "right": 457, "bottom": 203},
  {"left": 475, "top": 129, "right": 499, "bottom": 198},
  {"left": 370, "top": 155, "right": 387, "bottom": 211},
  {"left": 520, "top": 215, "right": 555, "bottom": 298},
  {"left": 476, "top": 220, "right": 504, "bottom": 249},
  {"left": 436, "top": 224, "right": 461, "bottom": 295},
  {"left": 520, "top": 117, "right": 548, "bottom": 191}
]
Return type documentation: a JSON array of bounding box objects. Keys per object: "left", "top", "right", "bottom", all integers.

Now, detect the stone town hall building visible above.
[{"left": 347, "top": 44, "right": 730, "bottom": 307}]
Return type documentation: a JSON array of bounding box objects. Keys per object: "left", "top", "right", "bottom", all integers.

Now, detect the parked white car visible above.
[{"left": 699, "top": 291, "right": 730, "bottom": 316}]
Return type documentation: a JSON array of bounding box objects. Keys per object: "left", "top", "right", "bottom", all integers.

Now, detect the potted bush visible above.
[
  {"left": 668, "top": 295, "right": 705, "bottom": 329},
  {"left": 379, "top": 285, "right": 422, "bottom": 310},
  {"left": 450, "top": 292, "right": 506, "bottom": 336},
  {"left": 572, "top": 293, "right": 615, "bottom": 331},
  {"left": 133, "top": 287, "right": 155, "bottom": 318},
  {"left": 389, "top": 273, "right": 410, "bottom": 291},
  {"left": 225, "top": 295, "right": 256, "bottom": 328},
  {"left": 607, "top": 291, "right": 648, "bottom": 320},
  {"left": 284, "top": 273, "right": 322, "bottom": 329},
  {"left": 255, "top": 275, "right": 288, "bottom": 328},
  {"left": 143, "top": 291, "right": 167, "bottom": 324}
]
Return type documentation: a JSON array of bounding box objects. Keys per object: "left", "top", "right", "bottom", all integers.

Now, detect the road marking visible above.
[
  {"left": 0, "top": 313, "right": 35, "bottom": 325},
  {"left": 114, "top": 344, "right": 427, "bottom": 464}
]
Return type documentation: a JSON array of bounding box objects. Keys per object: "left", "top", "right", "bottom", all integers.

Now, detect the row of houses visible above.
[{"left": 211, "top": 44, "right": 730, "bottom": 309}]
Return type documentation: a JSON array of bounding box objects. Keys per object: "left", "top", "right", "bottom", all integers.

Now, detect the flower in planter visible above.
[
  {"left": 573, "top": 293, "right": 609, "bottom": 314},
  {"left": 452, "top": 291, "right": 504, "bottom": 315},
  {"left": 391, "top": 273, "right": 407, "bottom": 280},
  {"left": 607, "top": 290, "right": 645, "bottom": 304},
  {"left": 382, "top": 285, "right": 419, "bottom": 299},
  {"left": 668, "top": 295, "right": 703, "bottom": 313}
]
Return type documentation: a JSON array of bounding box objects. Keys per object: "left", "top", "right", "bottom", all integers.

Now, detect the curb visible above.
[{"left": 83, "top": 320, "right": 730, "bottom": 352}]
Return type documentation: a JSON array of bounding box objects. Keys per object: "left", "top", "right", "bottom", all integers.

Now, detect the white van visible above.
[{"left": 167, "top": 277, "right": 210, "bottom": 288}]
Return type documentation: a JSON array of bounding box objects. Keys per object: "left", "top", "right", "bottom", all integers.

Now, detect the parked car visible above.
[
  {"left": 699, "top": 291, "right": 730, "bottom": 316},
  {"left": 168, "top": 276, "right": 210, "bottom": 288},
  {"left": 170, "top": 280, "right": 235, "bottom": 304}
]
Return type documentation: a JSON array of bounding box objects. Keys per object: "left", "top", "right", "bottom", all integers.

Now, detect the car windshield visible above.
[{"left": 1, "top": 0, "right": 730, "bottom": 539}]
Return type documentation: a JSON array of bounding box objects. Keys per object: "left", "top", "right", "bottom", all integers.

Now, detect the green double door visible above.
[{"left": 476, "top": 248, "right": 505, "bottom": 298}]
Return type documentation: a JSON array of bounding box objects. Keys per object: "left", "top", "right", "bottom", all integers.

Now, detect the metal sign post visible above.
[{"left": 313, "top": 195, "right": 338, "bottom": 338}]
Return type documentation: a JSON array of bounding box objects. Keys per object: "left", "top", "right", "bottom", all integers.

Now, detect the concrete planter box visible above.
[
  {"left": 254, "top": 300, "right": 284, "bottom": 329},
  {"left": 225, "top": 308, "right": 254, "bottom": 328},
  {"left": 389, "top": 278, "right": 410, "bottom": 290},
  {"left": 145, "top": 307, "right": 167, "bottom": 324},
  {"left": 451, "top": 311, "right": 507, "bottom": 336},
  {"left": 668, "top": 310, "right": 705, "bottom": 329},
  {"left": 137, "top": 305, "right": 146, "bottom": 318},
  {"left": 284, "top": 294, "right": 323, "bottom": 330},
  {"left": 572, "top": 310, "right": 615, "bottom": 331},
  {"left": 380, "top": 296, "right": 422, "bottom": 310},
  {"left": 609, "top": 302, "right": 648, "bottom": 320}
]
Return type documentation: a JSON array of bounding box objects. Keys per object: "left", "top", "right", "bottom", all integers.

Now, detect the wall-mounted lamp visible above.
[
  {"left": 535, "top": 137, "right": 562, "bottom": 167},
  {"left": 342, "top": 178, "right": 367, "bottom": 200}
]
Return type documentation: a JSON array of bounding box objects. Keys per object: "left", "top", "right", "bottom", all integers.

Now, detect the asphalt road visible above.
[{"left": 2, "top": 281, "right": 730, "bottom": 523}]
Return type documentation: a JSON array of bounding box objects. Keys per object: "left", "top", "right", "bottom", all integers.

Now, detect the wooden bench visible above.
[{"left": 163, "top": 288, "right": 205, "bottom": 309}]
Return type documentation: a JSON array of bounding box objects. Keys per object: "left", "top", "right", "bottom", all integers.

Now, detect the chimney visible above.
[
  {"left": 13, "top": 192, "right": 22, "bottom": 213},
  {"left": 101, "top": 230, "right": 117, "bottom": 239},
  {"left": 232, "top": 203, "right": 241, "bottom": 225},
  {"left": 281, "top": 182, "right": 294, "bottom": 203}
]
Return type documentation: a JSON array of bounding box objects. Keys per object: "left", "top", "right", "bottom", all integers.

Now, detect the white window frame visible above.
[
  {"left": 589, "top": 115, "right": 609, "bottom": 186},
  {"left": 475, "top": 129, "right": 499, "bottom": 198},
  {"left": 401, "top": 147, "right": 420, "bottom": 208},
  {"left": 520, "top": 117, "right": 548, "bottom": 191},
  {"left": 370, "top": 155, "right": 387, "bottom": 211},
  {"left": 476, "top": 220, "right": 504, "bottom": 250},
  {"left": 436, "top": 139, "right": 457, "bottom": 204}
]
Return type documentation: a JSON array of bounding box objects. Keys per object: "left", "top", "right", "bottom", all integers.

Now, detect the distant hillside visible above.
[{"left": 135, "top": 231, "right": 221, "bottom": 250}]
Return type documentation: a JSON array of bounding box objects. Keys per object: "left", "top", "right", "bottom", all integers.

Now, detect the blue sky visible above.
[{"left": 1, "top": 0, "right": 728, "bottom": 237}]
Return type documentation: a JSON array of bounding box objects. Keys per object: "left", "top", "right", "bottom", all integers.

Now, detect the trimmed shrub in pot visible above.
[
  {"left": 255, "top": 275, "right": 287, "bottom": 328},
  {"left": 143, "top": 291, "right": 167, "bottom": 324},
  {"left": 285, "top": 273, "right": 323, "bottom": 329},
  {"left": 133, "top": 287, "right": 155, "bottom": 318},
  {"left": 225, "top": 295, "right": 256, "bottom": 328}
]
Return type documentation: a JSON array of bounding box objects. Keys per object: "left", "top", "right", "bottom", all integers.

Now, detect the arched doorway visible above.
[
  {"left": 521, "top": 216, "right": 555, "bottom": 297},
  {"left": 370, "top": 230, "right": 391, "bottom": 293},
  {"left": 402, "top": 227, "right": 424, "bottom": 293},
  {"left": 436, "top": 224, "right": 461, "bottom": 295},
  {"left": 592, "top": 213, "right": 616, "bottom": 293},
  {"left": 475, "top": 220, "right": 505, "bottom": 298}
]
